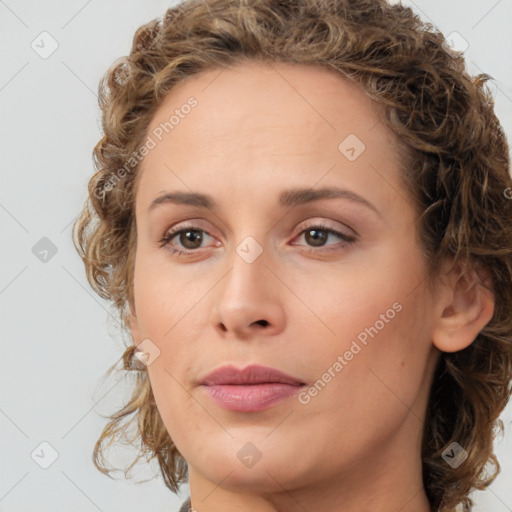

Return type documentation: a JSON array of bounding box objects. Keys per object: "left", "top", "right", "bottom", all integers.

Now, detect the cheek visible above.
[
  {"left": 286, "top": 297, "right": 433, "bottom": 479},
  {"left": 287, "top": 236, "right": 426, "bottom": 341},
  {"left": 132, "top": 251, "right": 204, "bottom": 342},
  {"left": 146, "top": 364, "right": 207, "bottom": 464},
  {"left": 297, "top": 284, "right": 433, "bottom": 431},
  {"left": 293, "top": 253, "right": 433, "bottom": 416},
  {"left": 287, "top": 263, "right": 409, "bottom": 359}
]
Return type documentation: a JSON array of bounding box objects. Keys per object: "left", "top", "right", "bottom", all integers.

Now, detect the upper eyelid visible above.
[
  {"left": 163, "top": 220, "right": 215, "bottom": 239},
  {"left": 163, "top": 218, "right": 352, "bottom": 237},
  {"left": 161, "top": 219, "right": 355, "bottom": 248}
]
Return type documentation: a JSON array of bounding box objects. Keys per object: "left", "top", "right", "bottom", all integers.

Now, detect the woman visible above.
[{"left": 73, "top": 0, "right": 512, "bottom": 511}]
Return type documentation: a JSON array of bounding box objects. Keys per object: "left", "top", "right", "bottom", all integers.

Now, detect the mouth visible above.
[{"left": 200, "top": 364, "right": 306, "bottom": 412}]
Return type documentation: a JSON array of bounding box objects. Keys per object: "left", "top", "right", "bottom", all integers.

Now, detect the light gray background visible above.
[{"left": 1, "top": 1, "right": 511, "bottom": 511}]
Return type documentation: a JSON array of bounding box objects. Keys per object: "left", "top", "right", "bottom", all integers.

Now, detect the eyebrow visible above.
[{"left": 148, "top": 186, "right": 381, "bottom": 217}]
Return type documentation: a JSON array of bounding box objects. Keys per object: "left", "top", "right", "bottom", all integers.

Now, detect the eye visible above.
[
  {"left": 159, "top": 224, "right": 217, "bottom": 257},
  {"left": 291, "top": 223, "right": 356, "bottom": 251},
  {"left": 159, "top": 221, "right": 356, "bottom": 258}
]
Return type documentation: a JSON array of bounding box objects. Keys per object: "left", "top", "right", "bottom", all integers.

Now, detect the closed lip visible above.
[{"left": 201, "top": 364, "right": 305, "bottom": 386}]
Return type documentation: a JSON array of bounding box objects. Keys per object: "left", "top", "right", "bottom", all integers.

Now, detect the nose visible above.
[{"left": 209, "top": 250, "right": 286, "bottom": 340}]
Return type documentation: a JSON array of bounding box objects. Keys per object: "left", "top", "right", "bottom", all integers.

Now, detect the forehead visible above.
[
  {"left": 144, "top": 60, "right": 384, "bottom": 144},
  {"left": 135, "top": 60, "right": 404, "bottom": 210}
]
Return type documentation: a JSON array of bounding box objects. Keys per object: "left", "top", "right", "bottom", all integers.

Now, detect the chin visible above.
[{"left": 191, "top": 443, "right": 313, "bottom": 491}]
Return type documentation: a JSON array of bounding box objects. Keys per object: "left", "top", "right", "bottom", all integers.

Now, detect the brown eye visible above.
[
  {"left": 159, "top": 224, "right": 217, "bottom": 257},
  {"left": 160, "top": 226, "right": 212, "bottom": 254},
  {"left": 304, "top": 227, "right": 329, "bottom": 247},
  {"left": 292, "top": 223, "right": 356, "bottom": 251},
  {"left": 177, "top": 229, "right": 203, "bottom": 249}
]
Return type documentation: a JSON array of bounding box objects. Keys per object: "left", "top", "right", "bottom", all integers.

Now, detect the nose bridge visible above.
[
  {"left": 226, "top": 241, "right": 271, "bottom": 299},
  {"left": 222, "top": 237, "right": 273, "bottom": 309},
  {"left": 210, "top": 233, "right": 286, "bottom": 337},
  {"left": 221, "top": 211, "right": 274, "bottom": 296}
]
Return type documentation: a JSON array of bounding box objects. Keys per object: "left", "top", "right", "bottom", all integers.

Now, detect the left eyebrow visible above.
[
  {"left": 147, "top": 186, "right": 381, "bottom": 218},
  {"left": 279, "top": 186, "right": 381, "bottom": 218}
]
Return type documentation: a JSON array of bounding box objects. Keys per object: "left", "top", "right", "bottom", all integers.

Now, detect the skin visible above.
[{"left": 129, "top": 60, "right": 495, "bottom": 512}]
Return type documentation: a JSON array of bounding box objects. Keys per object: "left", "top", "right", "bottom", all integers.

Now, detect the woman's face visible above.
[{"left": 130, "top": 61, "right": 441, "bottom": 508}]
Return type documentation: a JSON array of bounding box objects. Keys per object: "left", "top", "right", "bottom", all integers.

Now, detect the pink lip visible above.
[{"left": 200, "top": 364, "right": 305, "bottom": 412}]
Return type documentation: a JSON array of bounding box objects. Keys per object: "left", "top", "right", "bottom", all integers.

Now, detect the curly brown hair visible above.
[{"left": 72, "top": 0, "right": 512, "bottom": 510}]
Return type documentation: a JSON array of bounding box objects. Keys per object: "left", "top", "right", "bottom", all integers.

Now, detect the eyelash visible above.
[{"left": 159, "top": 222, "right": 357, "bottom": 258}]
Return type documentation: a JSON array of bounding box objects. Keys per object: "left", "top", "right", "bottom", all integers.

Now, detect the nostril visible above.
[{"left": 253, "top": 319, "right": 269, "bottom": 327}]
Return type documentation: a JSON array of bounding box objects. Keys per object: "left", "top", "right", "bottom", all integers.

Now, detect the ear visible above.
[{"left": 432, "top": 259, "right": 495, "bottom": 353}]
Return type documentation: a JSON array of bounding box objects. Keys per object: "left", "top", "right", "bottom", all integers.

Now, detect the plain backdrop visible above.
[{"left": 1, "top": 1, "right": 511, "bottom": 511}]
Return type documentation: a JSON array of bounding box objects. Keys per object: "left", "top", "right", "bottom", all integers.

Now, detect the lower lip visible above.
[{"left": 202, "top": 383, "right": 303, "bottom": 412}]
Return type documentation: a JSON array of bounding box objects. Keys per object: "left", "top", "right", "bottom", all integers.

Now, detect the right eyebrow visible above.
[{"left": 148, "top": 191, "right": 217, "bottom": 212}]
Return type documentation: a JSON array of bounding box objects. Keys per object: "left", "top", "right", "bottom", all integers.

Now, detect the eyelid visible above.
[
  {"left": 289, "top": 222, "right": 356, "bottom": 252},
  {"left": 293, "top": 218, "right": 356, "bottom": 238},
  {"left": 159, "top": 220, "right": 218, "bottom": 248},
  {"left": 161, "top": 218, "right": 214, "bottom": 237},
  {"left": 160, "top": 218, "right": 352, "bottom": 242},
  {"left": 159, "top": 217, "right": 357, "bottom": 258}
]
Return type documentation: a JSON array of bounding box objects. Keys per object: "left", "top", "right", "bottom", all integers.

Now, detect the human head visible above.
[{"left": 73, "top": 1, "right": 512, "bottom": 511}]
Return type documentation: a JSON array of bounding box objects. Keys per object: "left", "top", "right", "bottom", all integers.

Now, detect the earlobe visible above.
[{"left": 432, "top": 261, "right": 495, "bottom": 353}]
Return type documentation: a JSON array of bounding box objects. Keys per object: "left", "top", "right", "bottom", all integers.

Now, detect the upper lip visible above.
[{"left": 201, "top": 364, "right": 305, "bottom": 386}]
